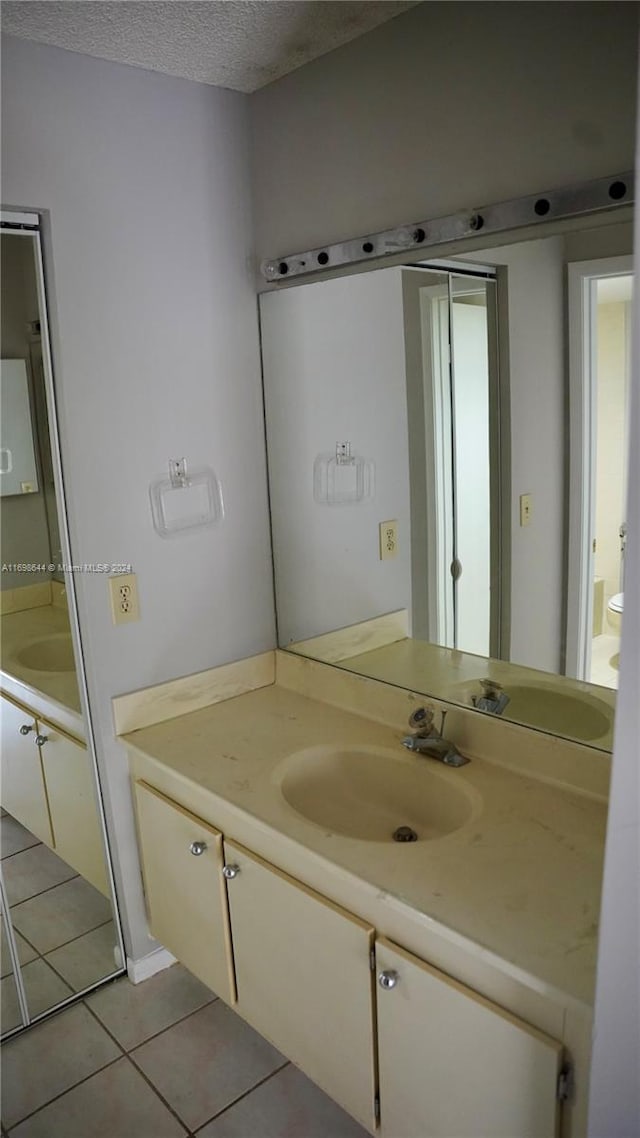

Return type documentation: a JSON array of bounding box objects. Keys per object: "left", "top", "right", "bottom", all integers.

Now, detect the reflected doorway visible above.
[{"left": 567, "top": 256, "right": 633, "bottom": 688}]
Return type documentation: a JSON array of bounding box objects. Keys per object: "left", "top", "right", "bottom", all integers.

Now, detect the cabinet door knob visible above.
[
  {"left": 378, "top": 969, "right": 399, "bottom": 990},
  {"left": 189, "top": 841, "right": 207, "bottom": 856},
  {"left": 19, "top": 724, "right": 35, "bottom": 735},
  {"left": 223, "top": 864, "right": 240, "bottom": 880},
  {"left": 34, "top": 734, "right": 48, "bottom": 747}
]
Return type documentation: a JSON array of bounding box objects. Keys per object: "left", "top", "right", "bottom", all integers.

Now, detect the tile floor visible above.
[
  {"left": 1, "top": 962, "right": 370, "bottom": 1137},
  {"left": 589, "top": 633, "right": 621, "bottom": 689},
  {"left": 1, "top": 813, "right": 117, "bottom": 1033}
]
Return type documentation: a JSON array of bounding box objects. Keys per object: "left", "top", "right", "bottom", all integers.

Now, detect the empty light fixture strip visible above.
[{"left": 261, "top": 171, "right": 634, "bottom": 282}]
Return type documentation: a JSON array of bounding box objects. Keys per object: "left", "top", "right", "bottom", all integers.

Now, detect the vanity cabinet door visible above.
[
  {"left": 134, "top": 781, "right": 235, "bottom": 1004},
  {"left": 376, "top": 937, "right": 562, "bottom": 1138},
  {"left": 224, "top": 840, "right": 377, "bottom": 1134},
  {"left": 0, "top": 695, "right": 53, "bottom": 845},
  {"left": 37, "top": 720, "right": 109, "bottom": 896}
]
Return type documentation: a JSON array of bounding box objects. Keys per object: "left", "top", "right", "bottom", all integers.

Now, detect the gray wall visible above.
[
  {"left": 261, "top": 268, "right": 412, "bottom": 645},
  {"left": 250, "top": 1, "right": 637, "bottom": 262},
  {"left": 1, "top": 36, "right": 275, "bottom": 961},
  {"left": 1, "top": 235, "right": 53, "bottom": 587}
]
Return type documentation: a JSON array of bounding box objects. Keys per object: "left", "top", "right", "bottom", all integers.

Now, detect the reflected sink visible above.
[
  {"left": 505, "top": 686, "right": 612, "bottom": 740},
  {"left": 16, "top": 635, "right": 75, "bottom": 673},
  {"left": 275, "top": 745, "right": 480, "bottom": 842},
  {"left": 453, "top": 680, "right": 613, "bottom": 741}
]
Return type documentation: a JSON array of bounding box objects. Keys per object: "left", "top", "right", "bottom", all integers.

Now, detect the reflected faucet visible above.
[
  {"left": 472, "top": 679, "right": 510, "bottom": 716},
  {"left": 401, "top": 707, "right": 469, "bottom": 768}
]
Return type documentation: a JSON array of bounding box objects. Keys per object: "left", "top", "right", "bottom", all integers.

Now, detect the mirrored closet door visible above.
[{"left": 0, "top": 218, "right": 124, "bottom": 1038}]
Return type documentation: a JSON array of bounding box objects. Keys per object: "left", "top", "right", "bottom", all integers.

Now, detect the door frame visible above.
[{"left": 566, "top": 254, "right": 633, "bottom": 680}]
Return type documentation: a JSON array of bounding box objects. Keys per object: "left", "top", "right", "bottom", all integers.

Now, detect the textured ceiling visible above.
[{"left": 1, "top": 1, "right": 420, "bottom": 92}]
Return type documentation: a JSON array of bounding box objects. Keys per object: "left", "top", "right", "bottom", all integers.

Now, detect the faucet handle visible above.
[
  {"left": 480, "top": 678, "right": 503, "bottom": 698},
  {"left": 408, "top": 706, "right": 435, "bottom": 731}
]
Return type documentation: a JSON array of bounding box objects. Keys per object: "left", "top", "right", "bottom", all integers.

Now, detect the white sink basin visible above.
[
  {"left": 275, "top": 745, "right": 480, "bottom": 842},
  {"left": 16, "top": 634, "right": 76, "bottom": 674}
]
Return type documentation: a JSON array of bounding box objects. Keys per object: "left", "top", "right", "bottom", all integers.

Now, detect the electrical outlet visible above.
[
  {"left": 519, "top": 493, "right": 533, "bottom": 527},
  {"left": 108, "top": 573, "right": 140, "bottom": 625},
  {"left": 379, "top": 520, "right": 398, "bottom": 560}
]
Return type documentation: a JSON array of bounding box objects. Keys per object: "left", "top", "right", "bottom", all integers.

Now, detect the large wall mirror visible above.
[
  {"left": 0, "top": 224, "right": 124, "bottom": 1037},
  {"left": 260, "top": 211, "right": 634, "bottom": 752}
]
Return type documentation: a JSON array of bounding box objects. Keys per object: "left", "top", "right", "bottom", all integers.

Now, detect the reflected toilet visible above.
[{"left": 606, "top": 592, "right": 624, "bottom": 633}]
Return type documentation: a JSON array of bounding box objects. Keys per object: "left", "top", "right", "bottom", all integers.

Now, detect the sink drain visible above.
[{"left": 392, "top": 825, "right": 418, "bottom": 843}]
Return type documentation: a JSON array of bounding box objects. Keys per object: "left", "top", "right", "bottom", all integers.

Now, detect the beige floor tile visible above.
[
  {"left": 86, "top": 963, "right": 214, "bottom": 1050},
  {"left": 3, "top": 845, "right": 77, "bottom": 907},
  {"left": 1, "top": 958, "right": 73, "bottom": 1033},
  {"left": 9, "top": 1056, "right": 187, "bottom": 1138},
  {"left": 0, "top": 1002, "right": 120, "bottom": 1129},
  {"left": 590, "top": 633, "right": 621, "bottom": 689},
  {"left": 44, "top": 922, "right": 118, "bottom": 993},
  {"left": 132, "top": 1001, "right": 286, "bottom": 1131},
  {"left": 0, "top": 969, "right": 24, "bottom": 1034},
  {"left": 1, "top": 919, "right": 38, "bottom": 978},
  {"left": 196, "top": 1063, "right": 370, "bottom": 1138},
  {"left": 11, "top": 877, "right": 112, "bottom": 954},
  {"left": 0, "top": 817, "right": 40, "bottom": 860}
]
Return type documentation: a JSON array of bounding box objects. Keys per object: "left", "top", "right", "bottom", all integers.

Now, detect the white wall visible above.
[
  {"left": 587, "top": 175, "right": 640, "bottom": 1138},
  {"left": 250, "top": 2, "right": 637, "bottom": 262},
  {"left": 594, "top": 301, "right": 629, "bottom": 606},
  {"left": 261, "top": 269, "right": 411, "bottom": 644},
  {"left": 1, "top": 37, "right": 275, "bottom": 960}
]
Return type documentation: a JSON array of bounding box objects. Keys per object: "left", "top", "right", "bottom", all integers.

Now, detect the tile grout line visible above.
[
  {"left": 85, "top": 987, "right": 219, "bottom": 1056},
  {"left": 87, "top": 988, "right": 288, "bottom": 1135},
  {"left": 0, "top": 840, "right": 43, "bottom": 862},
  {"left": 2, "top": 1053, "right": 125, "bottom": 1133},
  {"left": 1, "top": 979, "right": 134, "bottom": 1129},
  {"left": 10, "top": 916, "right": 114, "bottom": 962},
  {"left": 41, "top": 922, "right": 118, "bottom": 993},
  {"left": 190, "top": 1058, "right": 292, "bottom": 1134},
  {"left": 124, "top": 1050, "right": 201, "bottom": 1134},
  {"left": 2, "top": 977, "right": 290, "bottom": 1135},
  {"left": 83, "top": 996, "right": 215, "bottom": 1135},
  {"left": 7, "top": 871, "right": 81, "bottom": 911}
]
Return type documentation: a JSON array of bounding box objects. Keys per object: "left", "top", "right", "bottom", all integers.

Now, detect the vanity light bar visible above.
[{"left": 261, "top": 171, "right": 634, "bottom": 282}]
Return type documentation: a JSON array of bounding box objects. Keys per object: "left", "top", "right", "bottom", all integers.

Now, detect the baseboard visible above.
[{"left": 126, "top": 947, "right": 177, "bottom": 984}]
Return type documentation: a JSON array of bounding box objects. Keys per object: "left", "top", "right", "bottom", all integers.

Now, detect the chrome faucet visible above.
[
  {"left": 472, "top": 679, "right": 510, "bottom": 716},
  {"left": 401, "top": 707, "right": 469, "bottom": 767}
]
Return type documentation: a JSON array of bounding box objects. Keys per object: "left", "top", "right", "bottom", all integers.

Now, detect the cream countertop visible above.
[
  {"left": 124, "top": 682, "right": 606, "bottom": 1010},
  {"left": 1, "top": 603, "right": 83, "bottom": 734}
]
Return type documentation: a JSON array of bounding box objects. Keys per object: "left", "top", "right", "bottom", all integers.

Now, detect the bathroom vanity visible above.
[
  {"left": 122, "top": 649, "right": 607, "bottom": 1138},
  {"left": 1, "top": 602, "right": 108, "bottom": 896}
]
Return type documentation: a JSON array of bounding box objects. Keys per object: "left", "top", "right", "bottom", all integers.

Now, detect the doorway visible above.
[
  {"left": 566, "top": 255, "right": 633, "bottom": 687},
  {"left": 406, "top": 264, "right": 499, "bottom": 658}
]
